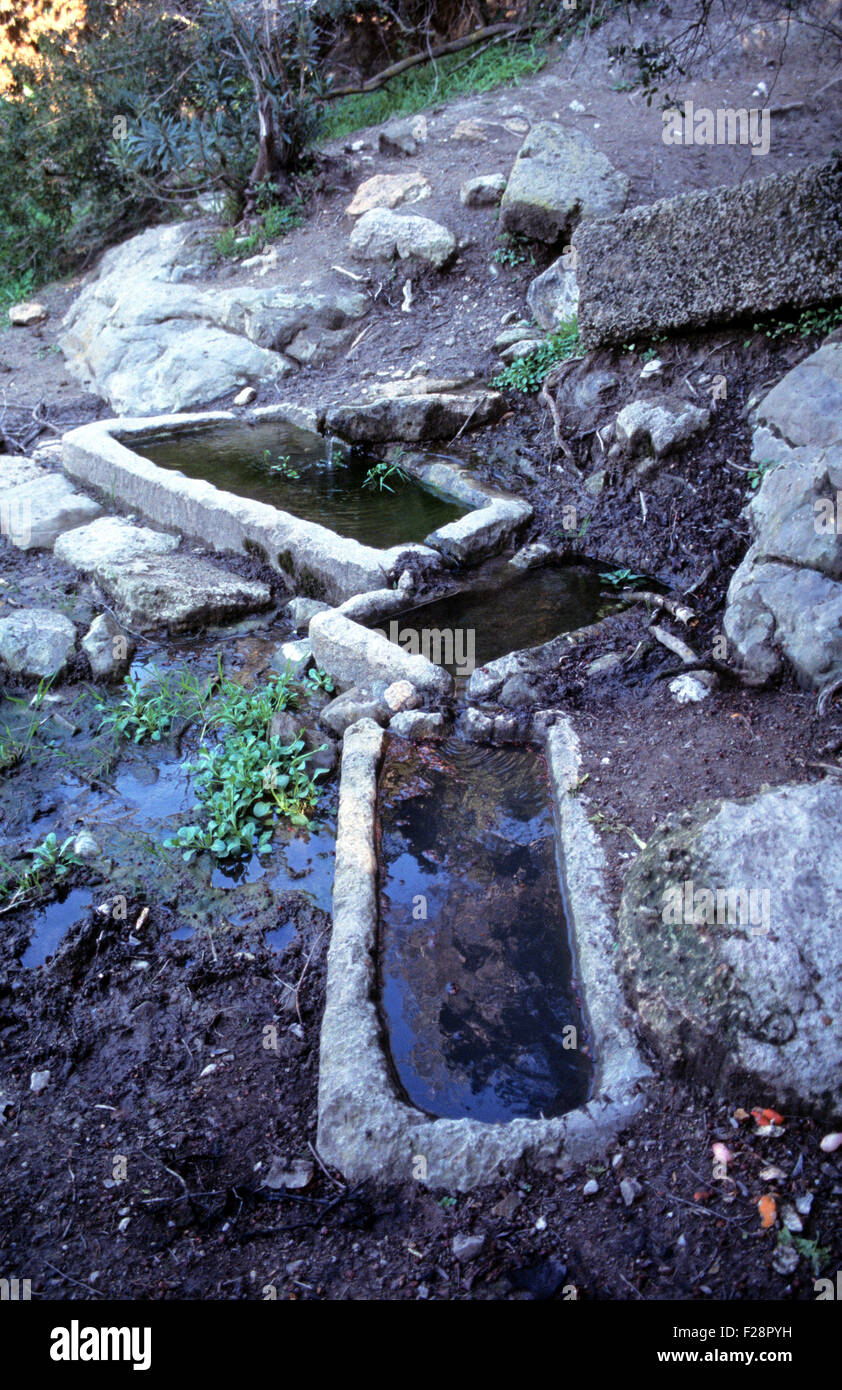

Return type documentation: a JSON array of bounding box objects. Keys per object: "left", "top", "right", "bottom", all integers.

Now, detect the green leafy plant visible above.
[
  {"left": 492, "top": 319, "right": 582, "bottom": 394},
  {"left": 751, "top": 304, "right": 842, "bottom": 342},
  {"left": 263, "top": 449, "right": 300, "bottom": 480},
  {"left": 362, "top": 459, "right": 410, "bottom": 492},
  {"left": 776, "top": 1228, "right": 831, "bottom": 1277},
  {"left": 0, "top": 833, "right": 81, "bottom": 911},
  {"left": 306, "top": 667, "right": 335, "bottom": 694},
  {"left": 746, "top": 459, "right": 782, "bottom": 492},
  {"left": 599, "top": 567, "right": 647, "bottom": 590},
  {"left": 98, "top": 668, "right": 192, "bottom": 744}
]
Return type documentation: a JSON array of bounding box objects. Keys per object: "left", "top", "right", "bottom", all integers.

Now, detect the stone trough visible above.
[
  {"left": 61, "top": 408, "right": 532, "bottom": 605},
  {"left": 317, "top": 715, "right": 650, "bottom": 1190}
]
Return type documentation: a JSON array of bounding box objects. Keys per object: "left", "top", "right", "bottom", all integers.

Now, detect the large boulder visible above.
[
  {"left": 574, "top": 158, "right": 842, "bottom": 346},
  {"left": 499, "top": 123, "right": 628, "bottom": 243},
  {"left": 724, "top": 344, "right": 842, "bottom": 688},
  {"left": 349, "top": 208, "right": 456, "bottom": 269},
  {"left": 58, "top": 223, "right": 368, "bottom": 415},
  {"left": 0, "top": 608, "right": 77, "bottom": 680},
  {"left": 0, "top": 474, "right": 101, "bottom": 550},
  {"left": 324, "top": 389, "right": 503, "bottom": 443},
  {"left": 618, "top": 780, "right": 842, "bottom": 1118}
]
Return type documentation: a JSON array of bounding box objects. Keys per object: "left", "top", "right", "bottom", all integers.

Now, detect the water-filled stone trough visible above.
[
  {"left": 317, "top": 716, "right": 650, "bottom": 1191},
  {"left": 61, "top": 408, "right": 531, "bottom": 604}
]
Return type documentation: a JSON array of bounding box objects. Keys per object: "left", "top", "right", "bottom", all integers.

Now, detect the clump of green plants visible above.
[
  {"left": 776, "top": 1228, "right": 831, "bottom": 1277},
  {"left": 751, "top": 304, "right": 842, "bottom": 342},
  {"left": 492, "top": 233, "right": 535, "bottom": 269},
  {"left": 212, "top": 191, "right": 305, "bottom": 261},
  {"left": 263, "top": 449, "right": 300, "bottom": 480},
  {"left": 306, "top": 667, "right": 334, "bottom": 694},
  {"left": 163, "top": 671, "right": 325, "bottom": 862},
  {"left": 599, "top": 567, "right": 647, "bottom": 590},
  {"left": 362, "top": 459, "right": 409, "bottom": 492},
  {"left": 493, "top": 319, "right": 582, "bottom": 393},
  {"left": 322, "top": 35, "right": 549, "bottom": 144},
  {"left": 98, "top": 666, "right": 211, "bottom": 744},
  {"left": 746, "top": 459, "right": 782, "bottom": 492},
  {"left": 0, "top": 833, "right": 81, "bottom": 912},
  {"left": 103, "top": 663, "right": 326, "bottom": 864}
]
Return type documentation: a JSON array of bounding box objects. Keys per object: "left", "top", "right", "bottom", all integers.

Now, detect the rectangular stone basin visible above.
[{"left": 61, "top": 410, "right": 532, "bottom": 605}]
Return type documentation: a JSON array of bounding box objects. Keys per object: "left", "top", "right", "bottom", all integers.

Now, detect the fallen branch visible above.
[
  {"left": 617, "top": 590, "right": 696, "bottom": 624},
  {"left": 326, "top": 24, "right": 521, "bottom": 99},
  {"left": 650, "top": 623, "right": 699, "bottom": 665}
]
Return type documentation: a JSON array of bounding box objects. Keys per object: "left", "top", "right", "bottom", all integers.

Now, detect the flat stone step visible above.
[
  {"left": 93, "top": 553, "right": 272, "bottom": 633},
  {"left": 54, "top": 515, "right": 179, "bottom": 572},
  {"left": 0, "top": 474, "right": 101, "bottom": 551}
]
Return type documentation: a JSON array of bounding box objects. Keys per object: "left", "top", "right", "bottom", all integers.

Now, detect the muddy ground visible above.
[{"left": 1, "top": 2, "right": 841, "bottom": 1303}]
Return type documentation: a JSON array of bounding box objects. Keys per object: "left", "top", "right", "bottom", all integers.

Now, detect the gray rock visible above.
[
  {"left": 310, "top": 609, "right": 453, "bottom": 697},
  {"left": 320, "top": 687, "right": 389, "bottom": 738},
  {"left": 0, "top": 474, "right": 101, "bottom": 551},
  {"left": 378, "top": 115, "right": 427, "bottom": 157},
  {"left": 0, "top": 457, "right": 46, "bottom": 492},
  {"left": 9, "top": 301, "right": 47, "bottom": 326},
  {"left": 452, "top": 1232, "right": 485, "bottom": 1262},
  {"left": 426, "top": 497, "right": 531, "bottom": 564},
  {"left": 616, "top": 397, "right": 710, "bottom": 458},
  {"left": 498, "top": 339, "right": 544, "bottom": 364},
  {"left": 499, "top": 673, "right": 541, "bottom": 707},
  {"left": 284, "top": 596, "right": 331, "bottom": 629},
  {"left": 389, "top": 710, "right": 445, "bottom": 739},
  {"left": 669, "top": 672, "right": 715, "bottom": 704},
  {"left": 272, "top": 638, "right": 312, "bottom": 680},
  {"left": 509, "top": 542, "right": 552, "bottom": 570},
  {"left": 492, "top": 324, "right": 537, "bottom": 351},
  {"left": 460, "top": 174, "right": 507, "bottom": 207},
  {"left": 574, "top": 158, "right": 842, "bottom": 346},
  {"left": 749, "top": 342, "right": 842, "bottom": 450},
  {"left": 30, "top": 1069, "right": 50, "bottom": 1094},
  {"left": 462, "top": 707, "right": 494, "bottom": 741},
  {"left": 618, "top": 779, "right": 842, "bottom": 1115},
  {"left": 54, "top": 515, "right": 178, "bottom": 571},
  {"left": 527, "top": 257, "right": 580, "bottom": 331},
  {"left": 723, "top": 346, "right": 842, "bottom": 687},
  {"left": 94, "top": 554, "right": 271, "bottom": 633},
  {"left": 82, "top": 613, "right": 135, "bottom": 680},
  {"left": 0, "top": 608, "right": 77, "bottom": 680},
  {"left": 324, "top": 390, "right": 503, "bottom": 443},
  {"left": 499, "top": 123, "right": 628, "bottom": 243},
  {"left": 583, "top": 1178, "right": 599, "bottom": 1196},
  {"left": 73, "top": 831, "right": 100, "bottom": 860},
  {"left": 349, "top": 208, "right": 456, "bottom": 269}
]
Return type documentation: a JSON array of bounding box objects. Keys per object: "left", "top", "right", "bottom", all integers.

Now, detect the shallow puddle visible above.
[
  {"left": 381, "top": 558, "right": 608, "bottom": 677},
  {"left": 22, "top": 887, "right": 93, "bottom": 968},
  {"left": 377, "top": 737, "right": 593, "bottom": 1122},
  {"left": 139, "top": 422, "right": 466, "bottom": 548}
]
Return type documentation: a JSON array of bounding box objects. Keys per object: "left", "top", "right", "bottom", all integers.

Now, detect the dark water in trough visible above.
[
  {"left": 139, "top": 422, "right": 466, "bottom": 548},
  {"left": 378, "top": 737, "right": 593, "bottom": 1123},
  {"left": 383, "top": 558, "right": 608, "bottom": 677}
]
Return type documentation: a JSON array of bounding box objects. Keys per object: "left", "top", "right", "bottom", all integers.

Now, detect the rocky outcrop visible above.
[
  {"left": 574, "top": 158, "right": 842, "bottom": 345},
  {"left": 723, "top": 343, "right": 842, "bottom": 688},
  {"left": 618, "top": 780, "right": 842, "bottom": 1117},
  {"left": 499, "top": 123, "right": 628, "bottom": 243},
  {"left": 58, "top": 223, "right": 368, "bottom": 415}
]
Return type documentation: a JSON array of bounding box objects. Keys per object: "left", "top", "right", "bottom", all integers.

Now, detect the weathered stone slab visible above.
[
  {"left": 346, "top": 171, "right": 430, "bottom": 216},
  {"left": 426, "top": 497, "right": 531, "bottom": 563},
  {"left": 618, "top": 780, "right": 842, "bottom": 1116},
  {"left": 0, "top": 457, "right": 47, "bottom": 492},
  {"left": 95, "top": 554, "right": 271, "bottom": 633},
  {"left": 54, "top": 516, "right": 179, "bottom": 571},
  {"left": 0, "top": 474, "right": 101, "bottom": 551},
  {"left": 500, "top": 123, "right": 628, "bottom": 243},
  {"left": 574, "top": 158, "right": 842, "bottom": 346},
  {"left": 310, "top": 609, "right": 453, "bottom": 697}
]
